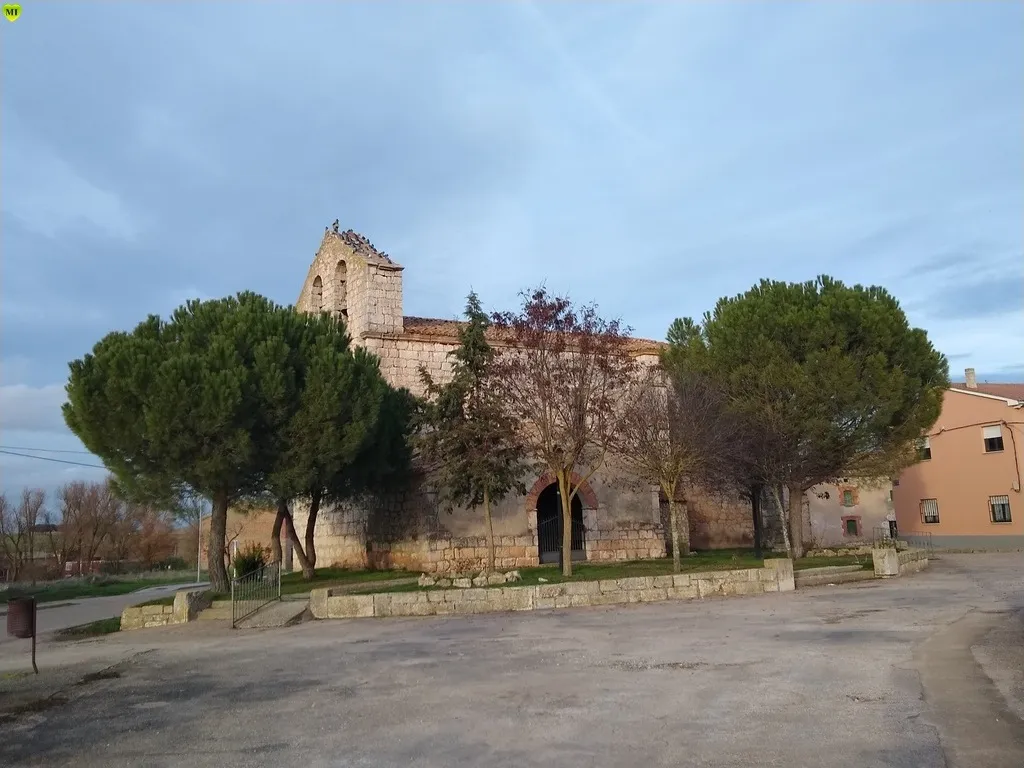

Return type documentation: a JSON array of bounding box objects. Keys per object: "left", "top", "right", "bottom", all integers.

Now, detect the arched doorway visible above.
[{"left": 536, "top": 483, "right": 586, "bottom": 564}]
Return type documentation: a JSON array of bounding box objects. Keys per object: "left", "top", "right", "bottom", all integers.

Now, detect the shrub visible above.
[{"left": 232, "top": 543, "right": 267, "bottom": 578}]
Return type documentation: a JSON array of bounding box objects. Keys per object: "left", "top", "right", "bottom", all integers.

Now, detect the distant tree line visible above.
[
  {"left": 0, "top": 480, "right": 178, "bottom": 582},
  {"left": 62, "top": 274, "right": 949, "bottom": 588}
]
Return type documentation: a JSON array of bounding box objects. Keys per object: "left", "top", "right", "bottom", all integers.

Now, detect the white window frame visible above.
[
  {"left": 920, "top": 498, "right": 940, "bottom": 524},
  {"left": 989, "top": 495, "right": 1011, "bottom": 523}
]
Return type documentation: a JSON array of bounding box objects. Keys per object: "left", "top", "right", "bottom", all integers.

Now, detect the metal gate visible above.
[{"left": 537, "top": 502, "right": 586, "bottom": 564}]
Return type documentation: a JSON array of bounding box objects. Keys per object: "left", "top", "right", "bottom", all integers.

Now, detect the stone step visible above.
[{"left": 795, "top": 570, "right": 877, "bottom": 588}]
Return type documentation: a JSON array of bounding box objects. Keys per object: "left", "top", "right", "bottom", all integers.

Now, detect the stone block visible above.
[
  {"left": 638, "top": 588, "right": 668, "bottom": 602},
  {"left": 535, "top": 597, "right": 556, "bottom": 610},
  {"left": 310, "top": 588, "right": 332, "bottom": 618},
  {"left": 598, "top": 580, "right": 620, "bottom": 592},
  {"left": 568, "top": 594, "right": 591, "bottom": 607},
  {"left": 669, "top": 585, "right": 699, "bottom": 600},
  {"left": 141, "top": 604, "right": 165, "bottom": 616},
  {"left": 389, "top": 591, "right": 425, "bottom": 605},
  {"left": 373, "top": 594, "right": 394, "bottom": 617},
  {"left": 589, "top": 592, "right": 628, "bottom": 606},
  {"left": 652, "top": 576, "right": 674, "bottom": 588},
  {"left": 453, "top": 578, "right": 472, "bottom": 588},
  {"left": 537, "top": 584, "right": 565, "bottom": 599},
  {"left": 617, "top": 577, "right": 652, "bottom": 591},
  {"left": 873, "top": 547, "right": 901, "bottom": 577},
  {"left": 671, "top": 574, "right": 691, "bottom": 587},
  {"left": 327, "top": 595, "right": 375, "bottom": 618}
]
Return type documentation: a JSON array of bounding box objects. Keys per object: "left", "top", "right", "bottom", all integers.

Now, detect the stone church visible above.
[{"left": 291, "top": 225, "right": 758, "bottom": 574}]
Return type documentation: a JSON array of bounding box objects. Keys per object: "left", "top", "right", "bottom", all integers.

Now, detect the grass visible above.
[
  {"left": 353, "top": 550, "right": 772, "bottom": 594},
  {"left": 794, "top": 554, "right": 874, "bottom": 571},
  {"left": 208, "top": 566, "right": 414, "bottom": 603},
  {"left": 134, "top": 595, "right": 176, "bottom": 607},
  {"left": 278, "top": 567, "right": 414, "bottom": 596},
  {"left": 0, "top": 574, "right": 204, "bottom": 605},
  {"left": 53, "top": 616, "right": 121, "bottom": 641}
]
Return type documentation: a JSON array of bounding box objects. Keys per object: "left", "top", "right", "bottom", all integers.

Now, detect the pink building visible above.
[{"left": 893, "top": 369, "right": 1024, "bottom": 549}]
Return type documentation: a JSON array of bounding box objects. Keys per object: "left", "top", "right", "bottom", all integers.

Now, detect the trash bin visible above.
[{"left": 6, "top": 596, "right": 36, "bottom": 639}]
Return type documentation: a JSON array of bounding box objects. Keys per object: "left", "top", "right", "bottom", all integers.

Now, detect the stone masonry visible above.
[
  {"left": 310, "top": 558, "right": 796, "bottom": 619},
  {"left": 293, "top": 225, "right": 743, "bottom": 573}
]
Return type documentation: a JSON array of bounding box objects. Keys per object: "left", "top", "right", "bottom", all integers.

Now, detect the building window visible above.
[
  {"left": 990, "top": 495, "right": 1012, "bottom": 523},
  {"left": 983, "top": 425, "right": 1004, "bottom": 453},
  {"left": 842, "top": 489, "right": 855, "bottom": 507},
  {"left": 917, "top": 436, "right": 931, "bottom": 461},
  {"left": 842, "top": 516, "right": 861, "bottom": 537},
  {"left": 312, "top": 275, "right": 324, "bottom": 312},
  {"left": 920, "top": 498, "right": 940, "bottom": 524}
]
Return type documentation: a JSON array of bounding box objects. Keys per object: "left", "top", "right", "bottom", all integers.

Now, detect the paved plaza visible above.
[{"left": 1, "top": 554, "right": 1022, "bottom": 767}]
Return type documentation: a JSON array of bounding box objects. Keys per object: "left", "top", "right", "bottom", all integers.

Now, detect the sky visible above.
[{"left": 1, "top": 1, "right": 1022, "bottom": 500}]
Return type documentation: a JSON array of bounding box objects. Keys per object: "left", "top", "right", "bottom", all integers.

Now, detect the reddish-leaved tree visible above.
[{"left": 492, "top": 287, "right": 636, "bottom": 576}]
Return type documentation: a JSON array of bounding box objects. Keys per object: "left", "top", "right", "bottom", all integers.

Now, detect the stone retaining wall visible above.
[
  {"left": 311, "top": 558, "right": 795, "bottom": 619},
  {"left": 120, "top": 588, "right": 212, "bottom": 631},
  {"left": 872, "top": 547, "right": 929, "bottom": 578}
]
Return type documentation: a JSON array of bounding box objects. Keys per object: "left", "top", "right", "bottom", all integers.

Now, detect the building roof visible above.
[
  {"left": 401, "top": 316, "right": 666, "bottom": 357},
  {"left": 951, "top": 382, "right": 1024, "bottom": 402},
  {"left": 321, "top": 225, "right": 400, "bottom": 268}
]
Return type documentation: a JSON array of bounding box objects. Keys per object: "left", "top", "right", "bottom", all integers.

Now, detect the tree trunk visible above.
[
  {"left": 770, "top": 485, "right": 792, "bottom": 558},
  {"left": 207, "top": 492, "right": 230, "bottom": 593},
  {"left": 270, "top": 498, "right": 286, "bottom": 564},
  {"left": 483, "top": 484, "right": 495, "bottom": 573},
  {"left": 750, "top": 484, "right": 763, "bottom": 560},
  {"left": 282, "top": 509, "right": 313, "bottom": 576},
  {"left": 786, "top": 484, "right": 805, "bottom": 559},
  {"left": 303, "top": 489, "right": 322, "bottom": 580},
  {"left": 558, "top": 470, "right": 573, "bottom": 577},
  {"left": 667, "top": 492, "right": 681, "bottom": 574}
]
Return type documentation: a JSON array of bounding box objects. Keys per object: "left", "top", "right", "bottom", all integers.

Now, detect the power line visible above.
[
  {"left": 0, "top": 445, "right": 95, "bottom": 455},
  {"left": 0, "top": 449, "right": 106, "bottom": 469}
]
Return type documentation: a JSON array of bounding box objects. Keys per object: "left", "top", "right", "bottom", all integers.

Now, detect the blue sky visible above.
[{"left": 2, "top": 1, "right": 1022, "bottom": 498}]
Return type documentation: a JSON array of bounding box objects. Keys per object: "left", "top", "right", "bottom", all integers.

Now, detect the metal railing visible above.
[
  {"left": 230, "top": 561, "right": 281, "bottom": 628},
  {"left": 899, "top": 530, "right": 934, "bottom": 554}
]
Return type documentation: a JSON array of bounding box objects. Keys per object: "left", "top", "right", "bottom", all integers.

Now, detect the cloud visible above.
[{"left": 0, "top": 384, "right": 68, "bottom": 434}]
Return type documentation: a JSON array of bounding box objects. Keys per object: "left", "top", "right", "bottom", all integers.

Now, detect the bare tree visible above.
[
  {"left": 132, "top": 505, "right": 177, "bottom": 568},
  {"left": 0, "top": 489, "right": 46, "bottom": 581},
  {"left": 492, "top": 287, "right": 636, "bottom": 576},
  {"left": 59, "top": 479, "right": 120, "bottom": 571},
  {"left": 615, "top": 366, "right": 740, "bottom": 572}
]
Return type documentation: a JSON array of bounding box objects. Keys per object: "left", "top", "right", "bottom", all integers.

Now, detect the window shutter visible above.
[{"left": 983, "top": 425, "right": 1002, "bottom": 439}]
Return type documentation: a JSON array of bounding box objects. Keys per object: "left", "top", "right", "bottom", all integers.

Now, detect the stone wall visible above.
[
  {"left": 120, "top": 588, "right": 211, "bottom": 631},
  {"left": 121, "top": 603, "right": 176, "bottom": 630},
  {"left": 684, "top": 490, "right": 755, "bottom": 550},
  {"left": 872, "top": 547, "right": 929, "bottom": 578},
  {"left": 311, "top": 558, "right": 795, "bottom": 619}
]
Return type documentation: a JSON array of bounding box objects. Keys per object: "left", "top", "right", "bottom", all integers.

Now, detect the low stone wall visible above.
[
  {"left": 120, "top": 588, "right": 212, "bottom": 631},
  {"left": 121, "top": 603, "right": 176, "bottom": 630},
  {"left": 311, "top": 558, "right": 795, "bottom": 620},
  {"left": 872, "top": 547, "right": 929, "bottom": 578}
]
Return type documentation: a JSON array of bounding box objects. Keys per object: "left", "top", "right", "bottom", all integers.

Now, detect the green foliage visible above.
[
  {"left": 232, "top": 542, "right": 267, "bottom": 578},
  {"left": 664, "top": 275, "right": 949, "bottom": 496},
  {"left": 419, "top": 292, "right": 529, "bottom": 543},
  {"left": 63, "top": 292, "right": 303, "bottom": 590}
]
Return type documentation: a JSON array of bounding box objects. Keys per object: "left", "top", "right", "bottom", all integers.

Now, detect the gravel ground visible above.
[{"left": 0, "top": 553, "right": 1021, "bottom": 768}]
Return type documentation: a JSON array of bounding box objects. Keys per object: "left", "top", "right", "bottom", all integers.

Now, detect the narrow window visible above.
[
  {"left": 983, "top": 425, "right": 1004, "bottom": 453},
  {"left": 335, "top": 260, "right": 348, "bottom": 319},
  {"left": 917, "top": 436, "right": 931, "bottom": 461},
  {"left": 920, "top": 498, "right": 940, "bottom": 524},
  {"left": 842, "top": 517, "right": 861, "bottom": 537},
  {"left": 312, "top": 275, "right": 324, "bottom": 312},
  {"left": 842, "top": 489, "right": 854, "bottom": 507},
  {"left": 989, "top": 495, "right": 1012, "bottom": 523}
]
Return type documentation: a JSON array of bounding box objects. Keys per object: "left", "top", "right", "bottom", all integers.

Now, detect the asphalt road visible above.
[
  {"left": 0, "top": 582, "right": 206, "bottom": 643},
  {"left": 0, "top": 554, "right": 1021, "bottom": 767}
]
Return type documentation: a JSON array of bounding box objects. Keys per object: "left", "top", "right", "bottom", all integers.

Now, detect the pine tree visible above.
[{"left": 419, "top": 292, "right": 528, "bottom": 572}]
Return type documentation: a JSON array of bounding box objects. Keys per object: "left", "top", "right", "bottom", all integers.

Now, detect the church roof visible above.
[
  {"left": 401, "top": 316, "right": 666, "bottom": 357},
  {"left": 321, "top": 225, "right": 401, "bottom": 268}
]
